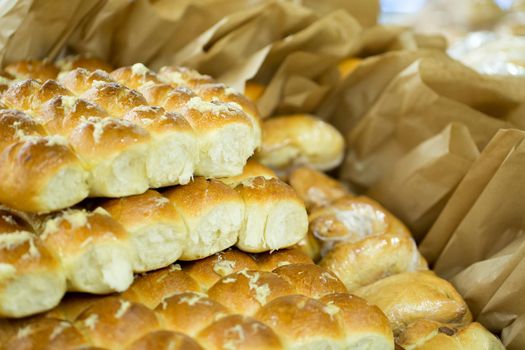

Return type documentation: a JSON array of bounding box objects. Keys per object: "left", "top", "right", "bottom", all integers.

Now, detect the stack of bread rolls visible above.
[
  {"left": 0, "top": 58, "right": 261, "bottom": 213},
  {"left": 287, "top": 167, "right": 505, "bottom": 349},
  {"left": 2, "top": 248, "right": 396, "bottom": 350}
]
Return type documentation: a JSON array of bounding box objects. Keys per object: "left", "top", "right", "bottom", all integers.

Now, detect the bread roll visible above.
[
  {"left": 100, "top": 190, "right": 187, "bottom": 272},
  {"left": 123, "top": 106, "right": 198, "bottom": 187},
  {"left": 235, "top": 177, "right": 308, "bottom": 252},
  {"left": 110, "top": 63, "right": 163, "bottom": 90},
  {"left": 80, "top": 81, "right": 148, "bottom": 117},
  {"left": 3, "top": 79, "right": 72, "bottom": 111},
  {"left": 197, "top": 315, "right": 282, "bottom": 350},
  {"left": 182, "top": 249, "right": 259, "bottom": 290},
  {"left": 57, "top": 56, "right": 113, "bottom": 73},
  {"left": 255, "top": 247, "right": 314, "bottom": 271},
  {"left": 257, "top": 114, "right": 345, "bottom": 172},
  {"left": 0, "top": 134, "right": 89, "bottom": 213},
  {"left": 398, "top": 320, "right": 505, "bottom": 350},
  {"left": 122, "top": 264, "right": 200, "bottom": 309},
  {"left": 41, "top": 209, "right": 135, "bottom": 294},
  {"left": 0, "top": 212, "right": 66, "bottom": 318},
  {"left": 354, "top": 271, "right": 472, "bottom": 336},
  {"left": 207, "top": 270, "right": 295, "bottom": 315},
  {"left": 4, "top": 318, "right": 88, "bottom": 350},
  {"left": 75, "top": 297, "right": 160, "bottom": 349},
  {"left": 4, "top": 60, "right": 59, "bottom": 81},
  {"left": 218, "top": 159, "right": 276, "bottom": 187},
  {"left": 288, "top": 166, "right": 350, "bottom": 209},
  {"left": 272, "top": 264, "right": 346, "bottom": 299},
  {"left": 158, "top": 66, "right": 214, "bottom": 88},
  {"left": 58, "top": 68, "right": 114, "bottom": 95},
  {"left": 295, "top": 232, "right": 321, "bottom": 262},
  {"left": 126, "top": 330, "right": 203, "bottom": 350},
  {"left": 163, "top": 178, "right": 244, "bottom": 260},
  {"left": 155, "top": 292, "right": 230, "bottom": 336},
  {"left": 254, "top": 294, "right": 346, "bottom": 349}
]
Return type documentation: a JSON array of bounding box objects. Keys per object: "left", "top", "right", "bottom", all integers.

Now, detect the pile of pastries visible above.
[{"left": 0, "top": 57, "right": 505, "bottom": 350}]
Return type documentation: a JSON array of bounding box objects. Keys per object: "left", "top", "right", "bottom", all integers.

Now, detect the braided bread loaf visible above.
[
  {"left": 0, "top": 60, "right": 261, "bottom": 213},
  {"left": 3, "top": 248, "right": 395, "bottom": 350}
]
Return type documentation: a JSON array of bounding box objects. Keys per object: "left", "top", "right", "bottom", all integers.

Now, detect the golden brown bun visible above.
[
  {"left": 5, "top": 60, "right": 59, "bottom": 81},
  {"left": 138, "top": 84, "right": 195, "bottom": 112},
  {"left": 155, "top": 292, "right": 229, "bottom": 336},
  {"left": 110, "top": 63, "right": 163, "bottom": 90},
  {"left": 80, "top": 81, "right": 148, "bottom": 117},
  {"left": 58, "top": 68, "right": 114, "bottom": 95},
  {"left": 122, "top": 106, "right": 198, "bottom": 187},
  {"left": 182, "top": 249, "right": 258, "bottom": 290},
  {"left": 4, "top": 318, "right": 88, "bottom": 350},
  {"left": 100, "top": 190, "right": 187, "bottom": 272},
  {"left": 257, "top": 114, "right": 345, "bottom": 172},
  {"left": 75, "top": 297, "right": 160, "bottom": 349},
  {"left": 41, "top": 209, "right": 135, "bottom": 294},
  {"left": 254, "top": 294, "right": 346, "bottom": 348},
  {"left": 288, "top": 166, "right": 350, "bottom": 209},
  {"left": 158, "top": 66, "right": 214, "bottom": 87},
  {"left": 273, "top": 264, "right": 346, "bottom": 299},
  {"left": 0, "top": 213, "right": 66, "bottom": 318},
  {"left": 354, "top": 271, "right": 472, "bottom": 336},
  {"left": 255, "top": 247, "right": 314, "bottom": 271},
  {"left": 243, "top": 82, "right": 265, "bottom": 102},
  {"left": 3, "top": 79, "right": 72, "bottom": 112},
  {"left": 218, "top": 159, "right": 276, "bottom": 187},
  {"left": 163, "top": 178, "right": 243, "bottom": 260},
  {"left": 398, "top": 320, "right": 505, "bottom": 350},
  {"left": 122, "top": 264, "right": 200, "bottom": 309},
  {"left": 44, "top": 293, "right": 102, "bottom": 322},
  {"left": 197, "top": 315, "right": 282, "bottom": 350},
  {"left": 0, "top": 109, "right": 46, "bottom": 149},
  {"left": 207, "top": 270, "right": 295, "bottom": 315},
  {"left": 126, "top": 330, "right": 203, "bottom": 350},
  {"left": 56, "top": 56, "right": 113, "bottom": 73},
  {"left": 234, "top": 177, "right": 308, "bottom": 252}
]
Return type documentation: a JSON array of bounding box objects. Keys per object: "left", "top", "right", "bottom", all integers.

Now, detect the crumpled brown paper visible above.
[{"left": 367, "top": 123, "right": 480, "bottom": 241}]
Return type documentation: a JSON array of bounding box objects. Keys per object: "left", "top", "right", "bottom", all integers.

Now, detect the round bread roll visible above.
[
  {"left": 319, "top": 293, "right": 394, "bottom": 350},
  {"left": 207, "top": 270, "right": 295, "bottom": 315},
  {"left": 126, "top": 330, "right": 203, "bottom": 350},
  {"left": 257, "top": 114, "right": 345, "bottom": 172},
  {"left": 122, "top": 264, "right": 200, "bottom": 309},
  {"left": 3, "top": 79, "right": 72, "bottom": 112},
  {"left": 123, "top": 106, "right": 198, "bottom": 187},
  {"left": 272, "top": 264, "right": 346, "bottom": 299},
  {"left": 254, "top": 294, "right": 346, "bottom": 349},
  {"left": 0, "top": 212, "right": 66, "bottom": 318},
  {"left": 163, "top": 178, "right": 244, "bottom": 260},
  {"left": 41, "top": 209, "right": 135, "bottom": 294},
  {"left": 0, "top": 136, "right": 89, "bottom": 213},
  {"left": 218, "top": 159, "right": 276, "bottom": 188},
  {"left": 4, "top": 60, "right": 59, "bottom": 81},
  {"left": 353, "top": 271, "right": 472, "bottom": 336},
  {"left": 68, "top": 116, "right": 150, "bottom": 197},
  {"left": 158, "top": 66, "right": 214, "bottom": 88},
  {"left": 75, "top": 297, "right": 160, "bottom": 349},
  {"left": 234, "top": 177, "right": 308, "bottom": 252},
  {"left": 138, "top": 83, "right": 195, "bottom": 112},
  {"left": 56, "top": 56, "right": 113, "bottom": 73},
  {"left": 197, "top": 314, "right": 283, "bottom": 350},
  {"left": 4, "top": 318, "right": 88, "bottom": 350},
  {"left": 110, "top": 63, "right": 163, "bottom": 90},
  {"left": 254, "top": 247, "right": 314, "bottom": 271},
  {"left": 44, "top": 293, "right": 103, "bottom": 322},
  {"left": 155, "top": 292, "right": 230, "bottom": 336},
  {"left": 58, "top": 68, "right": 114, "bottom": 95},
  {"left": 398, "top": 320, "right": 505, "bottom": 350},
  {"left": 320, "top": 232, "right": 427, "bottom": 291},
  {"left": 288, "top": 166, "right": 350, "bottom": 209},
  {"left": 100, "top": 190, "right": 187, "bottom": 272},
  {"left": 182, "top": 249, "right": 258, "bottom": 290},
  {"left": 80, "top": 81, "right": 148, "bottom": 117}
]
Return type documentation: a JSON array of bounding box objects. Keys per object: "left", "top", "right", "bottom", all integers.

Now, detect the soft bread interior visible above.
[
  {"left": 238, "top": 201, "right": 308, "bottom": 253},
  {"left": 66, "top": 244, "right": 134, "bottom": 294},
  {"left": 196, "top": 124, "right": 255, "bottom": 177},
  {"left": 146, "top": 134, "right": 196, "bottom": 187},
  {"left": 130, "top": 223, "right": 185, "bottom": 272},
  {"left": 38, "top": 165, "right": 89, "bottom": 213},
  {"left": 0, "top": 271, "right": 66, "bottom": 318},
  {"left": 88, "top": 147, "right": 148, "bottom": 197},
  {"left": 180, "top": 202, "right": 243, "bottom": 260}
]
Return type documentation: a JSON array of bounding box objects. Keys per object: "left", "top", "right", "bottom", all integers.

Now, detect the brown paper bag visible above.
[
  {"left": 420, "top": 129, "right": 525, "bottom": 264},
  {"left": 367, "top": 123, "right": 479, "bottom": 241},
  {"left": 334, "top": 52, "right": 525, "bottom": 189},
  {"left": 503, "top": 313, "right": 525, "bottom": 350},
  {"left": 288, "top": 0, "right": 379, "bottom": 27},
  {"left": 425, "top": 129, "right": 525, "bottom": 278}
]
